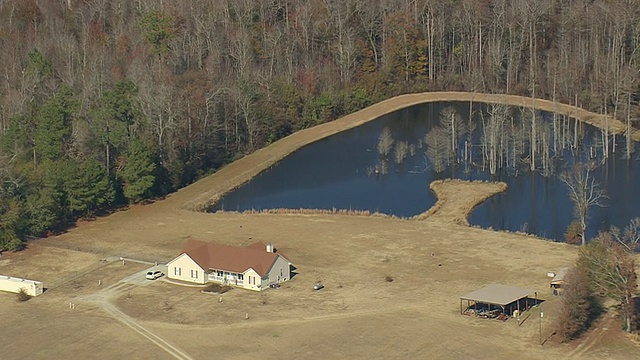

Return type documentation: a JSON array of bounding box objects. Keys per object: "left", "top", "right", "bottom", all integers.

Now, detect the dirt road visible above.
[
  {"left": 82, "top": 280, "right": 195, "bottom": 360},
  {"left": 1, "top": 91, "right": 638, "bottom": 360}
]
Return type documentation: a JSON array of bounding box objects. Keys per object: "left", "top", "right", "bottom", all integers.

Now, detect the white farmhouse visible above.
[{"left": 167, "top": 239, "right": 291, "bottom": 291}]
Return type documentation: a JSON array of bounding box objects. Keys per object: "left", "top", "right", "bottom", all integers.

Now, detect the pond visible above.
[{"left": 210, "top": 101, "right": 640, "bottom": 242}]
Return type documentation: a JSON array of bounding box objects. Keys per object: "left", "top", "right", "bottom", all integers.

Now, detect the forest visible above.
[{"left": 1, "top": 0, "right": 639, "bottom": 250}]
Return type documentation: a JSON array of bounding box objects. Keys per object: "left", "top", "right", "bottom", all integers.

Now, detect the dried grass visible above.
[
  {"left": 414, "top": 179, "right": 507, "bottom": 225},
  {"left": 219, "top": 207, "right": 398, "bottom": 218}
]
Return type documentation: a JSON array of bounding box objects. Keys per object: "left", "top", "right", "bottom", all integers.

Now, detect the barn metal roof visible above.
[{"left": 460, "top": 284, "right": 535, "bottom": 306}]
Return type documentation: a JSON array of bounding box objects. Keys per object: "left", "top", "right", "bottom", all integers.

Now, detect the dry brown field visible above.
[{"left": 1, "top": 92, "right": 639, "bottom": 360}]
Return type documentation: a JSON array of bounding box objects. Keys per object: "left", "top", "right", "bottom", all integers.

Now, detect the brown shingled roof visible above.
[{"left": 180, "top": 239, "right": 286, "bottom": 277}]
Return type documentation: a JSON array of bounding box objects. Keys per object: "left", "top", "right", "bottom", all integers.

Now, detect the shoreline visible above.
[
  {"left": 4, "top": 97, "right": 637, "bottom": 360},
  {"left": 172, "top": 91, "right": 636, "bottom": 213},
  {"left": 415, "top": 179, "right": 508, "bottom": 225},
  {"left": 212, "top": 179, "right": 508, "bottom": 229}
]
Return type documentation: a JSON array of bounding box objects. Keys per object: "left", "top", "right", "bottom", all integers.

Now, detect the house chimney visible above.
[{"left": 266, "top": 243, "right": 274, "bottom": 253}]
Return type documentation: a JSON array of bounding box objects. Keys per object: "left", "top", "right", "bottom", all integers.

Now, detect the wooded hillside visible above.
[{"left": 1, "top": 0, "right": 639, "bottom": 249}]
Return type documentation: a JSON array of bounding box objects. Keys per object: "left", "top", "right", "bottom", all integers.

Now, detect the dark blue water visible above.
[
  {"left": 211, "top": 102, "right": 640, "bottom": 241},
  {"left": 470, "top": 152, "right": 640, "bottom": 240},
  {"left": 213, "top": 104, "right": 447, "bottom": 216}
]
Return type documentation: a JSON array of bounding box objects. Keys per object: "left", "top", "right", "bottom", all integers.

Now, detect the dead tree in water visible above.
[
  {"left": 600, "top": 104, "right": 610, "bottom": 160},
  {"left": 539, "top": 122, "right": 552, "bottom": 176},
  {"left": 463, "top": 101, "right": 477, "bottom": 173},
  {"left": 530, "top": 107, "right": 537, "bottom": 171},
  {"left": 625, "top": 94, "right": 634, "bottom": 160},
  {"left": 377, "top": 127, "right": 394, "bottom": 157},
  {"left": 425, "top": 127, "right": 448, "bottom": 173},
  {"left": 440, "top": 106, "right": 465, "bottom": 159},
  {"left": 394, "top": 141, "right": 408, "bottom": 164},
  {"left": 482, "top": 104, "right": 509, "bottom": 175}
]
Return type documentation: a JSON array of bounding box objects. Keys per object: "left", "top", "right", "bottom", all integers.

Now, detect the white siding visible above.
[
  {"left": 166, "top": 248, "right": 292, "bottom": 291},
  {"left": 166, "top": 254, "right": 206, "bottom": 284},
  {"left": 0, "top": 275, "right": 44, "bottom": 296},
  {"left": 242, "top": 269, "right": 263, "bottom": 291},
  {"left": 265, "top": 255, "right": 291, "bottom": 286}
]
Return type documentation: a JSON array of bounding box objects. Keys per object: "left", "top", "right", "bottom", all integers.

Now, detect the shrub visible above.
[
  {"left": 564, "top": 220, "right": 582, "bottom": 245},
  {"left": 202, "top": 283, "right": 231, "bottom": 294},
  {"left": 17, "top": 288, "right": 32, "bottom": 302}
]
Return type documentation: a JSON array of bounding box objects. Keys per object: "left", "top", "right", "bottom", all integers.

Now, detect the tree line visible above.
[
  {"left": 1, "top": 0, "right": 640, "bottom": 250},
  {"left": 556, "top": 218, "right": 640, "bottom": 340}
]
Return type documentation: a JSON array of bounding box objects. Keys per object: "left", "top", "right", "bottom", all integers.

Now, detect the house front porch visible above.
[{"left": 207, "top": 270, "right": 244, "bottom": 287}]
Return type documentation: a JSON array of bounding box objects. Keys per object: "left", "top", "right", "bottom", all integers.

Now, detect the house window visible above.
[
  {"left": 217, "top": 270, "right": 223, "bottom": 277},
  {"left": 174, "top": 267, "right": 181, "bottom": 276},
  {"left": 238, "top": 274, "right": 244, "bottom": 280},
  {"left": 191, "top": 269, "right": 198, "bottom": 279}
]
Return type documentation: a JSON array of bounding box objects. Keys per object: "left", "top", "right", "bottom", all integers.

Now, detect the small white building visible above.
[
  {"left": 167, "top": 239, "right": 292, "bottom": 291},
  {"left": 550, "top": 267, "right": 570, "bottom": 295},
  {"left": 0, "top": 275, "right": 44, "bottom": 296}
]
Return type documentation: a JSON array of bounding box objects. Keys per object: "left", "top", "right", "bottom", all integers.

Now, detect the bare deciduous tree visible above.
[
  {"left": 560, "top": 163, "right": 608, "bottom": 246},
  {"left": 580, "top": 231, "right": 638, "bottom": 332},
  {"left": 481, "top": 104, "right": 509, "bottom": 175},
  {"left": 612, "top": 217, "right": 640, "bottom": 253},
  {"left": 377, "top": 127, "right": 394, "bottom": 157},
  {"left": 439, "top": 106, "right": 465, "bottom": 155},
  {"left": 393, "top": 140, "right": 408, "bottom": 164},
  {"left": 424, "top": 126, "right": 448, "bottom": 173}
]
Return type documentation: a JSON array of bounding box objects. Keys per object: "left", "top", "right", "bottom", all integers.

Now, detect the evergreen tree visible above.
[
  {"left": 64, "top": 159, "right": 115, "bottom": 217},
  {"left": 23, "top": 161, "right": 67, "bottom": 235},
  {"left": 3, "top": 105, "right": 40, "bottom": 164},
  {"left": 140, "top": 10, "right": 175, "bottom": 55},
  {"left": 120, "top": 140, "right": 157, "bottom": 203},
  {"left": 24, "top": 48, "right": 54, "bottom": 104},
  {"left": 0, "top": 197, "right": 25, "bottom": 251},
  {"left": 555, "top": 265, "right": 602, "bottom": 341},
  {"left": 93, "top": 81, "right": 140, "bottom": 174},
  {"left": 26, "top": 48, "right": 52, "bottom": 79},
  {"left": 0, "top": 157, "right": 27, "bottom": 250},
  {"left": 35, "top": 86, "right": 78, "bottom": 162}
]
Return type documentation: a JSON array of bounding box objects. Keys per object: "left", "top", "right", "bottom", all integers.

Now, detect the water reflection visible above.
[{"left": 211, "top": 102, "right": 640, "bottom": 242}]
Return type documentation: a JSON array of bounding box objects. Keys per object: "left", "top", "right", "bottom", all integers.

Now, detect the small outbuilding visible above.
[
  {"left": 0, "top": 275, "right": 44, "bottom": 296},
  {"left": 460, "top": 284, "right": 538, "bottom": 318},
  {"left": 550, "top": 267, "right": 569, "bottom": 295}
]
